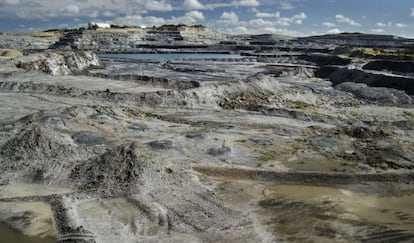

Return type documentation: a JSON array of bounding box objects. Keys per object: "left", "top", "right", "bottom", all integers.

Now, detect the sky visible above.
[{"left": 0, "top": 0, "right": 413, "bottom": 37}]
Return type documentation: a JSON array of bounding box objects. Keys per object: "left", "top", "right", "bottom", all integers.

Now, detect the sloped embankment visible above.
[
  {"left": 315, "top": 67, "right": 414, "bottom": 106},
  {"left": 362, "top": 60, "right": 414, "bottom": 74}
]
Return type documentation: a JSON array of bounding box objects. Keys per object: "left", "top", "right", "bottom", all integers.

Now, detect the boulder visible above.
[{"left": 14, "top": 51, "right": 100, "bottom": 75}]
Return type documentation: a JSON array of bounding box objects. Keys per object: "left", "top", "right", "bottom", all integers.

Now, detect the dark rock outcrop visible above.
[
  {"left": 317, "top": 67, "right": 414, "bottom": 96},
  {"left": 297, "top": 54, "right": 352, "bottom": 66},
  {"left": 335, "top": 82, "right": 412, "bottom": 106},
  {"left": 363, "top": 60, "right": 414, "bottom": 74}
]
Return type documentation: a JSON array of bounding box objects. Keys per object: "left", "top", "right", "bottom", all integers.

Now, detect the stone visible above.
[
  {"left": 147, "top": 140, "right": 174, "bottom": 150},
  {"left": 71, "top": 131, "right": 105, "bottom": 145}
]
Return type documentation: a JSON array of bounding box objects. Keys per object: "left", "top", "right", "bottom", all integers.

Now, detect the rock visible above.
[
  {"left": 207, "top": 141, "right": 231, "bottom": 156},
  {"left": 40, "top": 115, "right": 68, "bottom": 129},
  {"left": 52, "top": 27, "right": 228, "bottom": 50},
  {"left": 185, "top": 132, "right": 205, "bottom": 139},
  {"left": 357, "top": 144, "right": 414, "bottom": 170},
  {"left": 392, "top": 120, "right": 414, "bottom": 130},
  {"left": 326, "top": 68, "right": 414, "bottom": 96},
  {"left": 14, "top": 51, "right": 100, "bottom": 75},
  {"left": 147, "top": 140, "right": 174, "bottom": 150},
  {"left": 363, "top": 60, "right": 414, "bottom": 74},
  {"left": 128, "top": 123, "right": 149, "bottom": 132},
  {"left": 71, "top": 131, "right": 105, "bottom": 145},
  {"left": 0, "top": 32, "right": 59, "bottom": 50},
  {"left": 335, "top": 82, "right": 412, "bottom": 106},
  {"left": 297, "top": 54, "right": 351, "bottom": 66},
  {"left": 248, "top": 136, "right": 273, "bottom": 145},
  {"left": 343, "top": 126, "right": 388, "bottom": 139}
]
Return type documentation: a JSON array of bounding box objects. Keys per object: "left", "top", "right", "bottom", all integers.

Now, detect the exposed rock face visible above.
[
  {"left": 0, "top": 32, "right": 60, "bottom": 50},
  {"left": 52, "top": 27, "right": 229, "bottom": 51},
  {"left": 335, "top": 82, "right": 413, "bottom": 106},
  {"left": 13, "top": 51, "right": 100, "bottom": 75},
  {"left": 316, "top": 67, "right": 414, "bottom": 96},
  {"left": 297, "top": 54, "right": 352, "bottom": 66},
  {"left": 363, "top": 60, "right": 414, "bottom": 74}
]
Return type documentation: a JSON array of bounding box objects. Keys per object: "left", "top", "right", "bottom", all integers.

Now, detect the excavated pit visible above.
[{"left": 0, "top": 52, "right": 413, "bottom": 242}]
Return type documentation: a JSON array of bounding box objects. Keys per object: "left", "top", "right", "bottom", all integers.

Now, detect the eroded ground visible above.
[{"left": 0, "top": 56, "right": 413, "bottom": 242}]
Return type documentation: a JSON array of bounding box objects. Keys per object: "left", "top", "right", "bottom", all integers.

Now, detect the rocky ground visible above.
[{"left": 0, "top": 50, "right": 413, "bottom": 242}]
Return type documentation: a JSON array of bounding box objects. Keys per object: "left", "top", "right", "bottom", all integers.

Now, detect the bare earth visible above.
[{"left": 0, "top": 53, "right": 413, "bottom": 243}]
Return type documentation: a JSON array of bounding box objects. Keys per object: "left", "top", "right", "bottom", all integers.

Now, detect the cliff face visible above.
[
  {"left": 13, "top": 51, "right": 100, "bottom": 75},
  {"left": 52, "top": 27, "right": 229, "bottom": 51},
  {"left": 0, "top": 27, "right": 228, "bottom": 51},
  {"left": 0, "top": 32, "right": 60, "bottom": 50}
]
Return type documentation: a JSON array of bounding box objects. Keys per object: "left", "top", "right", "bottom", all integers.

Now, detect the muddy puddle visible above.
[
  {"left": 216, "top": 180, "right": 414, "bottom": 242},
  {"left": 262, "top": 185, "right": 414, "bottom": 242},
  {"left": 0, "top": 223, "right": 57, "bottom": 243}
]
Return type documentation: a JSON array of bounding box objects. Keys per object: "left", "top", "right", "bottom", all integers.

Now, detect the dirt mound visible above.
[
  {"left": 0, "top": 126, "right": 76, "bottom": 165},
  {"left": 71, "top": 143, "right": 146, "bottom": 192}
]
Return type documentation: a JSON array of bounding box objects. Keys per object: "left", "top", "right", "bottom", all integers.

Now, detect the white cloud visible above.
[
  {"left": 292, "top": 12, "right": 306, "bottom": 24},
  {"left": 144, "top": 0, "right": 173, "bottom": 11},
  {"left": 327, "top": 28, "right": 341, "bottom": 34},
  {"left": 322, "top": 22, "right": 336, "bottom": 28},
  {"left": 255, "top": 11, "right": 280, "bottom": 18},
  {"left": 274, "top": 18, "right": 291, "bottom": 26},
  {"left": 233, "top": 26, "right": 248, "bottom": 34},
  {"left": 232, "top": 0, "right": 260, "bottom": 7},
  {"left": 371, "top": 28, "right": 384, "bottom": 33},
  {"left": 217, "top": 9, "right": 306, "bottom": 31},
  {"left": 114, "top": 10, "right": 205, "bottom": 27},
  {"left": 215, "top": 10, "right": 307, "bottom": 36},
  {"left": 183, "top": 0, "right": 204, "bottom": 10},
  {"left": 335, "top": 14, "right": 361, "bottom": 26},
  {"left": 3, "top": 0, "right": 20, "bottom": 5},
  {"left": 249, "top": 18, "right": 274, "bottom": 28},
  {"left": 395, "top": 23, "right": 407, "bottom": 28},
  {"left": 0, "top": 0, "right": 178, "bottom": 20},
  {"left": 377, "top": 22, "right": 387, "bottom": 27},
  {"left": 220, "top": 11, "right": 239, "bottom": 22},
  {"left": 411, "top": 8, "right": 414, "bottom": 17},
  {"left": 114, "top": 15, "right": 165, "bottom": 27},
  {"left": 279, "top": 2, "right": 294, "bottom": 10},
  {"left": 59, "top": 5, "right": 80, "bottom": 16},
  {"left": 169, "top": 10, "right": 205, "bottom": 24},
  {"left": 178, "top": 10, "right": 205, "bottom": 22}
]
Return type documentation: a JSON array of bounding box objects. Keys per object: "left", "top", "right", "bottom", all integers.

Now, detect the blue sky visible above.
[{"left": 0, "top": 0, "right": 413, "bottom": 37}]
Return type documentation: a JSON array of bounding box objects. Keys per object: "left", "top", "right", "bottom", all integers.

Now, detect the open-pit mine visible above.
[{"left": 0, "top": 26, "right": 413, "bottom": 242}]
